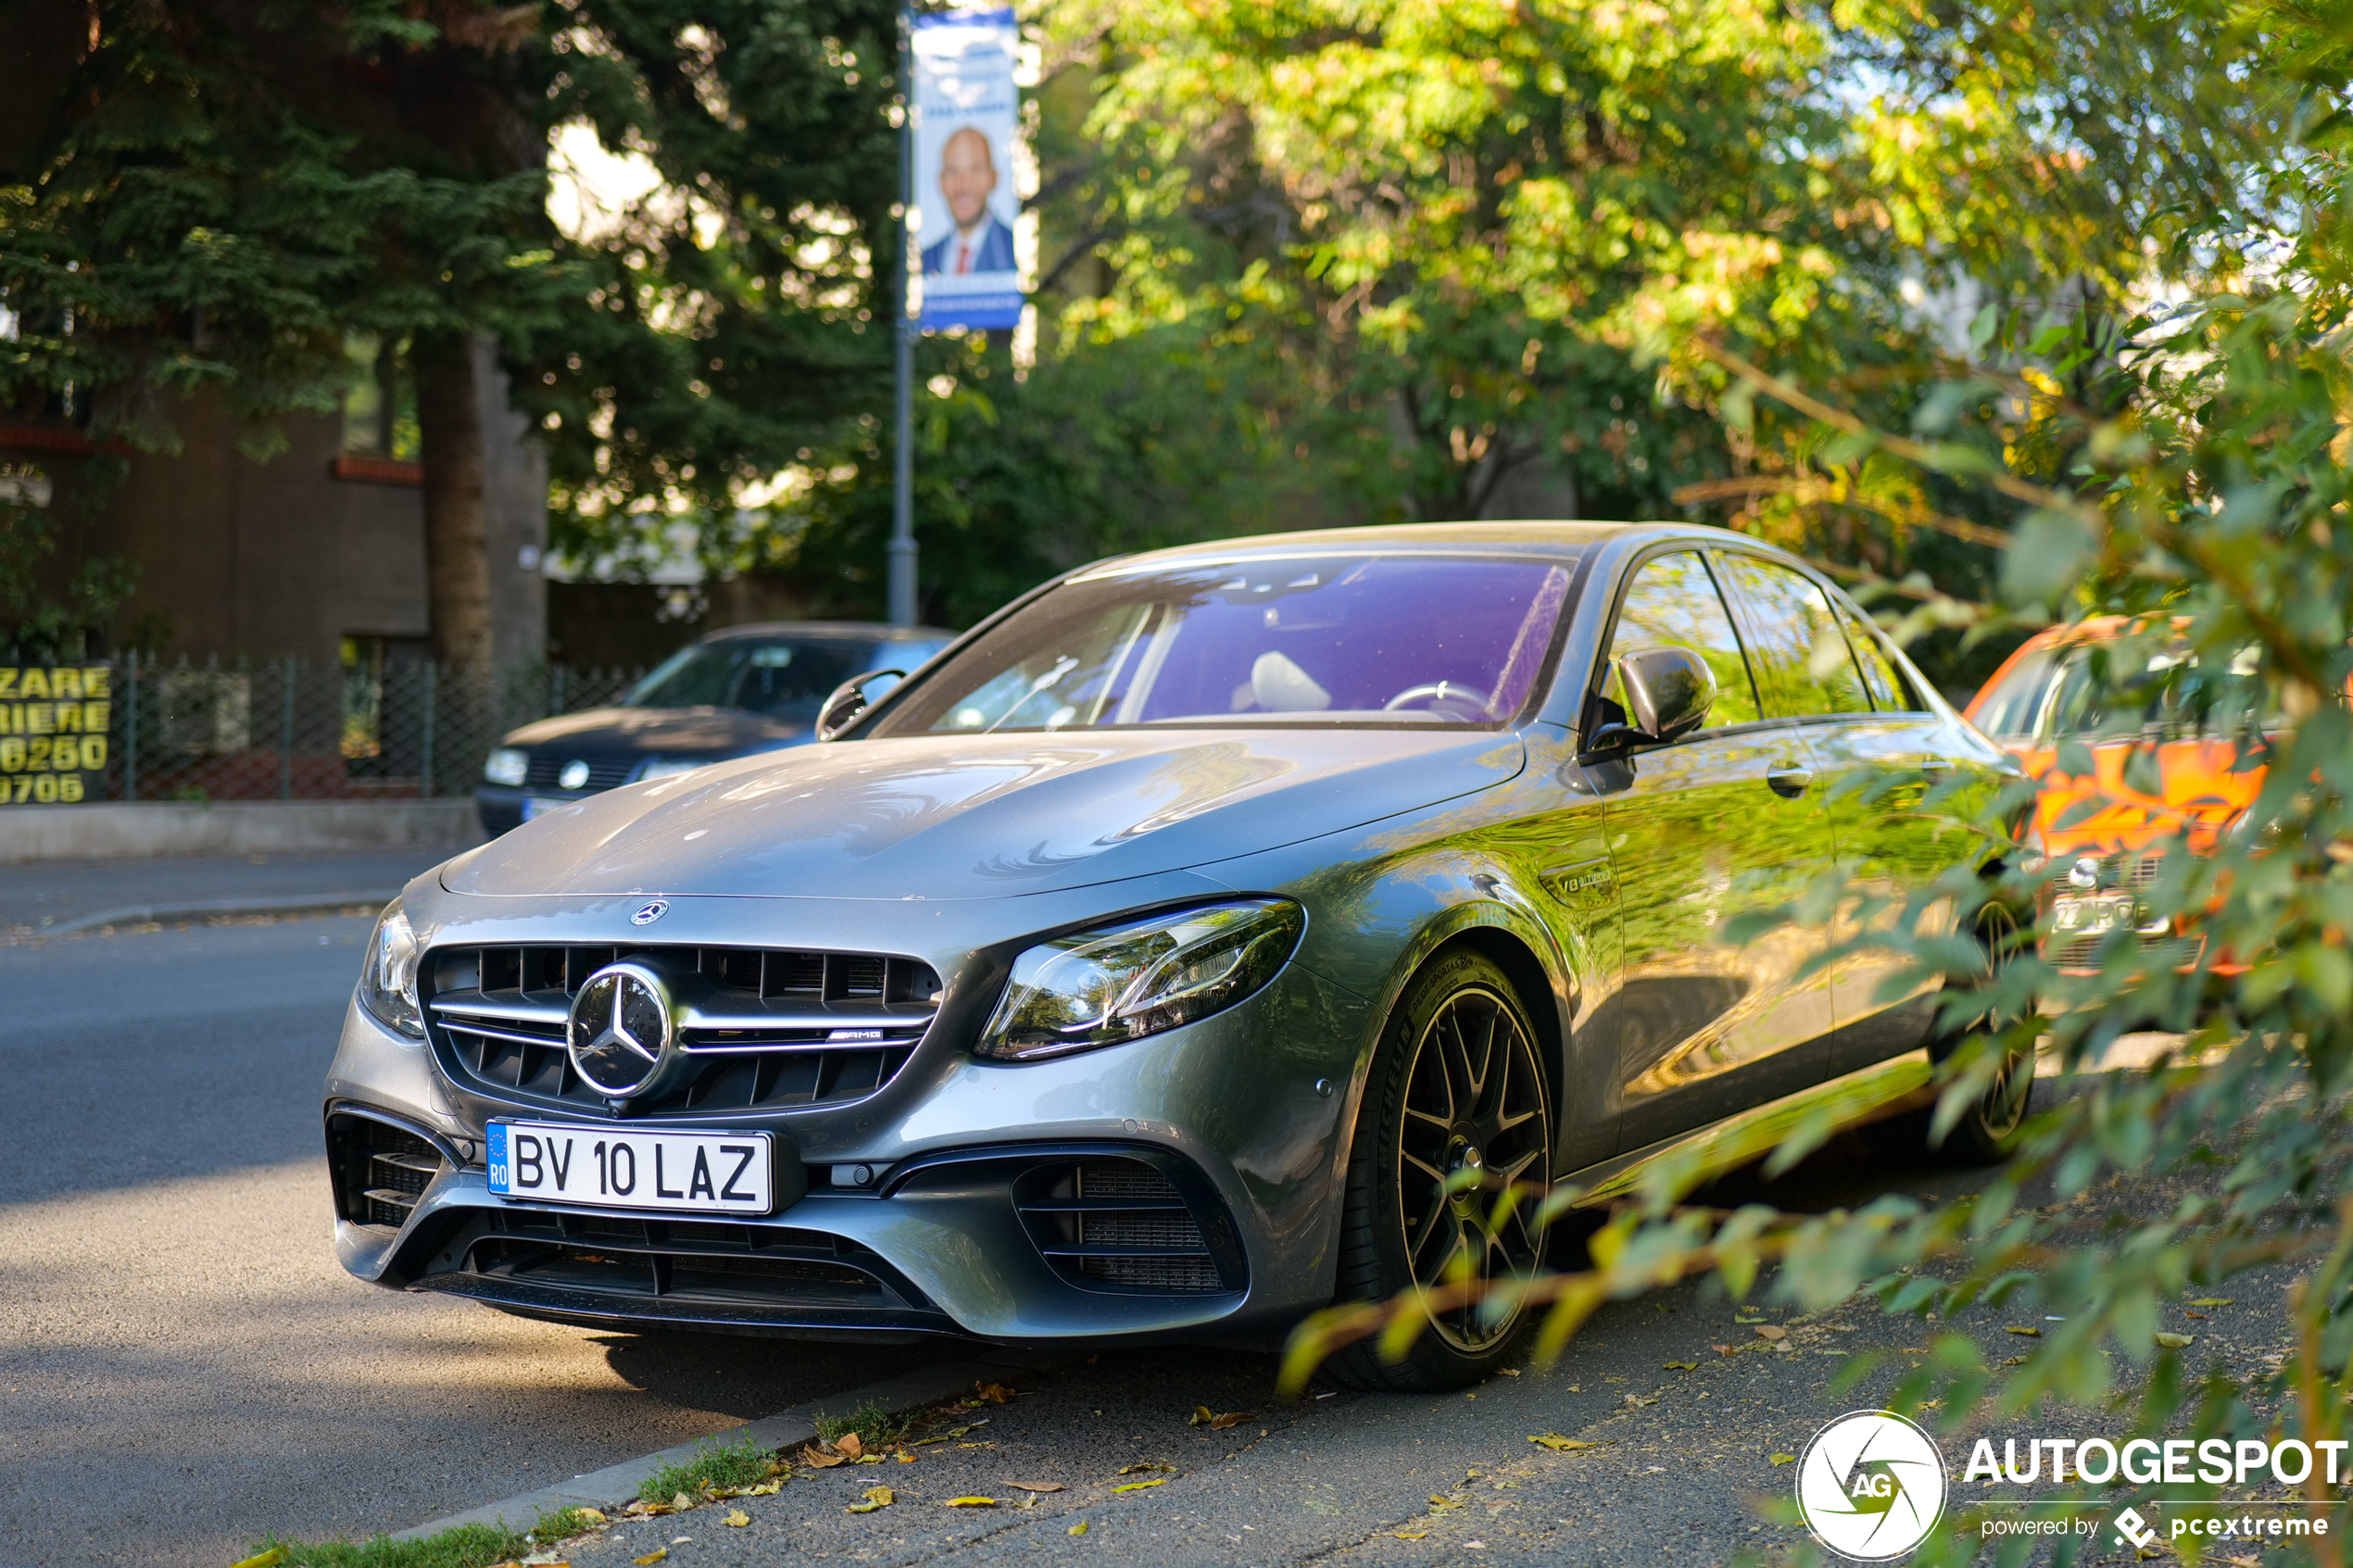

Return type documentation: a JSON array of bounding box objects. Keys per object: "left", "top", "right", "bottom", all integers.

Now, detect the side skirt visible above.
[{"left": 1564, "top": 1047, "right": 1935, "bottom": 1208}]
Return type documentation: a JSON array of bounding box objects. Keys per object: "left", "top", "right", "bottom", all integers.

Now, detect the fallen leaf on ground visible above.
[
  {"left": 670, "top": 1493, "right": 693, "bottom": 1512},
  {"left": 975, "top": 1382, "right": 1016, "bottom": 1403},
  {"left": 1117, "top": 1462, "right": 1172, "bottom": 1474},
  {"left": 632, "top": 1553, "right": 667, "bottom": 1567},
  {"left": 1429, "top": 1495, "right": 1463, "bottom": 1510},
  {"left": 1529, "top": 1434, "right": 1597, "bottom": 1451},
  {"left": 1009, "top": 1481, "right": 1065, "bottom": 1493},
  {"left": 2189, "top": 1298, "right": 2233, "bottom": 1308},
  {"left": 2156, "top": 1331, "right": 2195, "bottom": 1348},
  {"left": 1068, "top": 1521, "right": 1089, "bottom": 1537},
  {"left": 2185, "top": 1311, "right": 2207, "bottom": 1319},
  {"left": 847, "top": 1486, "right": 895, "bottom": 1514},
  {"left": 1624, "top": 1394, "right": 1658, "bottom": 1407},
  {"left": 745, "top": 1480, "right": 781, "bottom": 1496},
  {"left": 724, "top": 1510, "right": 750, "bottom": 1527},
  {"left": 2000, "top": 1355, "right": 2029, "bottom": 1365},
  {"left": 230, "top": 1552, "right": 285, "bottom": 1568},
  {"left": 573, "top": 1510, "right": 608, "bottom": 1525},
  {"left": 1769, "top": 1454, "right": 1797, "bottom": 1466},
  {"left": 1395, "top": 1531, "right": 1429, "bottom": 1539},
  {"left": 837, "top": 1433, "right": 865, "bottom": 1461},
  {"left": 801, "top": 1447, "right": 846, "bottom": 1469},
  {"left": 1663, "top": 1361, "right": 1696, "bottom": 1371},
  {"left": 2005, "top": 1326, "right": 2042, "bottom": 1337},
  {"left": 1210, "top": 1411, "right": 1251, "bottom": 1429},
  {"left": 1753, "top": 1324, "right": 1787, "bottom": 1341},
  {"left": 1114, "top": 1479, "right": 1168, "bottom": 1492},
  {"left": 1711, "top": 1344, "right": 1731, "bottom": 1355},
  {"left": 945, "top": 1496, "right": 998, "bottom": 1508},
  {"left": 1496, "top": 1367, "right": 1520, "bottom": 1376},
  {"left": 897, "top": 1449, "right": 916, "bottom": 1462}
]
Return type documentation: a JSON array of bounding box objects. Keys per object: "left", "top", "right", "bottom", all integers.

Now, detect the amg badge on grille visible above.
[{"left": 568, "top": 963, "right": 677, "bottom": 1099}]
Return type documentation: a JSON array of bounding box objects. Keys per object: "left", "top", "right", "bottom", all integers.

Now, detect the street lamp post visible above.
[{"left": 887, "top": 9, "right": 919, "bottom": 628}]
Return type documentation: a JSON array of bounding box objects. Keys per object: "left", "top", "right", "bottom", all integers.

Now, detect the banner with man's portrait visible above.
[{"left": 911, "top": 7, "right": 1023, "bottom": 331}]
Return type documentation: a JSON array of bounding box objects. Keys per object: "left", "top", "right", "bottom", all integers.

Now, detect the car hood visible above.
[
  {"left": 501, "top": 706, "right": 809, "bottom": 757},
  {"left": 443, "top": 727, "right": 1528, "bottom": 901}
]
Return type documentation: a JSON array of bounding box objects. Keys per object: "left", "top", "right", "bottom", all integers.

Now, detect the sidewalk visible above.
[{"left": 0, "top": 847, "right": 466, "bottom": 935}]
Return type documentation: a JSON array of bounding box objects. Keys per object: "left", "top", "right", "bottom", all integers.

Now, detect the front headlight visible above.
[
  {"left": 483, "top": 747, "right": 528, "bottom": 786},
  {"left": 975, "top": 899, "right": 1304, "bottom": 1063},
  {"left": 636, "top": 757, "right": 708, "bottom": 782},
  {"left": 359, "top": 898, "right": 424, "bottom": 1038}
]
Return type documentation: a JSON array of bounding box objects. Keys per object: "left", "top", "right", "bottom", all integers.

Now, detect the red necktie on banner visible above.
[{"left": 956, "top": 243, "right": 972, "bottom": 274}]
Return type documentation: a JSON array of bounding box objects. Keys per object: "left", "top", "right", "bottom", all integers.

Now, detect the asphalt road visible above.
[
  {"left": 0, "top": 913, "right": 956, "bottom": 1568},
  {"left": 0, "top": 906, "right": 2269, "bottom": 1568}
]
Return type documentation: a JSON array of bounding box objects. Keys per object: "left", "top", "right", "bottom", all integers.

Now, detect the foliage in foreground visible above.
[
  {"left": 1281, "top": 3, "right": 2353, "bottom": 1562},
  {"left": 245, "top": 1507, "right": 596, "bottom": 1568}
]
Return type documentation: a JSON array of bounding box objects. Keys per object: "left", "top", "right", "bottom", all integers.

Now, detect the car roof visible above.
[
  {"left": 1072, "top": 520, "right": 1757, "bottom": 578},
  {"left": 698, "top": 621, "right": 957, "bottom": 644}
]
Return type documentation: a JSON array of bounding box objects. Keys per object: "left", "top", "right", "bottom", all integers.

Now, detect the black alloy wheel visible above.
[
  {"left": 1924, "top": 896, "right": 2036, "bottom": 1164},
  {"left": 1327, "top": 947, "right": 1554, "bottom": 1391}
]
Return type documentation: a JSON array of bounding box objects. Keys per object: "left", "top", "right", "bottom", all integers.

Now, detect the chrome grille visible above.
[
  {"left": 1015, "top": 1158, "right": 1227, "bottom": 1294},
  {"left": 522, "top": 755, "right": 637, "bottom": 791},
  {"left": 422, "top": 943, "right": 940, "bottom": 1116},
  {"left": 2048, "top": 931, "right": 2207, "bottom": 971}
]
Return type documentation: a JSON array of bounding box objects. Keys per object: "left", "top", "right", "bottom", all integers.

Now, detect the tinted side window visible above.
[
  {"left": 1604, "top": 551, "right": 1760, "bottom": 729},
  {"left": 1714, "top": 554, "right": 1871, "bottom": 719},
  {"left": 1833, "top": 602, "right": 1916, "bottom": 711}
]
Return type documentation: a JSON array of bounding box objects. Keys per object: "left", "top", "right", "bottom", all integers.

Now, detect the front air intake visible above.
[
  {"left": 1013, "top": 1157, "right": 1236, "bottom": 1294},
  {"left": 328, "top": 1114, "right": 447, "bottom": 1230}
]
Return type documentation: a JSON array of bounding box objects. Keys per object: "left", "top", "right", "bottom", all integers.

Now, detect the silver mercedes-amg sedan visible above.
[{"left": 326, "top": 521, "right": 2023, "bottom": 1390}]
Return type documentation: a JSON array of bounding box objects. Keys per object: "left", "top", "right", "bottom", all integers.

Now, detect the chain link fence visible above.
[{"left": 99, "top": 654, "right": 647, "bottom": 803}]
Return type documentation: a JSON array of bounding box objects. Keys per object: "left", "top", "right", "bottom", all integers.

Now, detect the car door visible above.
[
  {"left": 1575, "top": 548, "right": 1841, "bottom": 1156},
  {"left": 1710, "top": 554, "right": 1939, "bottom": 1078}
]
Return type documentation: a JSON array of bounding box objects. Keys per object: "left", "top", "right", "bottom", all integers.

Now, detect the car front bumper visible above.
[{"left": 324, "top": 879, "right": 1374, "bottom": 1346}]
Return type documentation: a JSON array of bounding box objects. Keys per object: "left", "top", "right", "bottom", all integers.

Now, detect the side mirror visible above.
[
  {"left": 815, "top": 669, "right": 907, "bottom": 742},
  {"left": 1614, "top": 646, "right": 1716, "bottom": 744}
]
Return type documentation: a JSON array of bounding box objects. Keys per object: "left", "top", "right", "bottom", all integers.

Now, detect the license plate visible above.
[
  {"left": 2052, "top": 892, "right": 2138, "bottom": 936},
  {"left": 486, "top": 1121, "right": 774, "bottom": 1215}
]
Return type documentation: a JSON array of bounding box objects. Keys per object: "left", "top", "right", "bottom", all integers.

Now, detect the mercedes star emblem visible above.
[
  {"left": 631, "top": 898, "right": 669, "bottom": 926},
  {"left": 567, "top": 962, "right": 676, "bottom": 1098}
]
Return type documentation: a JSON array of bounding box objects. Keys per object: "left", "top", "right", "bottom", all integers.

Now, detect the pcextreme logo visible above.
[{"left": 1795, "top": 1410, "right": 1948, "bottom": 1561}]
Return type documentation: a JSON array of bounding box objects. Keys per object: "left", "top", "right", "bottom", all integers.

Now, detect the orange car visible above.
[{"left": 1963, "top": 619, "right": 2271, "bottom": 973}]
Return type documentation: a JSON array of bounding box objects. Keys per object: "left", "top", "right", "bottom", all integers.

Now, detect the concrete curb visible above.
[
  {"left": 0, "top": 800, "right": 482, "bottom": 863},
  {"left": 392, "top": 1352, "right": 1054, "bottom": 1541},
  {"left": 22, "top": 889, "right": 401, "bottom": 938}
]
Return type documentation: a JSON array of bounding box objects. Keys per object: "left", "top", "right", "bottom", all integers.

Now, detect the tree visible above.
[
  {"left": 1273, "top": 11, "right": 2353, "bottom": 1561},
  {"left": 0, "top": 0, "right": 901, "bottom": 658}
]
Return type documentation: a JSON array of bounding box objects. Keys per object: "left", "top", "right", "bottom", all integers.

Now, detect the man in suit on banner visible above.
[{"left": 922, "top": 126, "right": 1016, "bottom": 276}]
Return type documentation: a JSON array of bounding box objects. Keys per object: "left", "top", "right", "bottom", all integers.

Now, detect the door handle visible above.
[{"left": 1766, "top": 763, "right": 1813, "bottom": 798}]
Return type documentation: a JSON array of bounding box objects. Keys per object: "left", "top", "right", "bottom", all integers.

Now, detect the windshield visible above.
[
  {"left": 627, "top": 638, "right": 883, "bottom": 718},
  {"left": 871, "top": 554, "right": 1576, "bottom": 736},
  {"left": 1973, "top": 638, "right": 2279, "bottom": 742}
]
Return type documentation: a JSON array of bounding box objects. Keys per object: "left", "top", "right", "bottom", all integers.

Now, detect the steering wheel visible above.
[{"left": 1382, "top": 681, "right": 1491, "bottom": 713}]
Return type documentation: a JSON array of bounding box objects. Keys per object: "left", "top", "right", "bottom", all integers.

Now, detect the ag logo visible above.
[{"left": 1794, "top": 1410, "right": 1947, "bottom": 1561}]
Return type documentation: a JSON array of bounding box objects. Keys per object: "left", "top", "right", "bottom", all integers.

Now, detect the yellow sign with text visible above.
[{"left": 0, "top": 665, "right": 112, "bottom": 803}]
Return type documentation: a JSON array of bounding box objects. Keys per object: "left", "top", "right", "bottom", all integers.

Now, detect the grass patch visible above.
[
  {"left": 241, "top": 1507, "right": 597, "bottom": 1568},
  {"left": 638, "top": 1432, "right": 775, "bottom": 1504},
  {"left": 814, "top": 1398, "right": 914, "bottom": 1452}
]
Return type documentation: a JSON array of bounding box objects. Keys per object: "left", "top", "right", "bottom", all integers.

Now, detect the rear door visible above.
[
  {"left": 1712, "top": 555, "right": 1945, "bottom": 1077},
  {"left": 1579, "top": 548, "right": 1841, "bottom": 1155}
]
